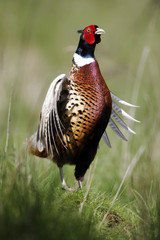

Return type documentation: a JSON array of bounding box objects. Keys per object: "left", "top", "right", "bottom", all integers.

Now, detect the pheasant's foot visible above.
[
  {"left": 78, "top": 180, "right": 82, "bottom": 190},
  {"left": 59, "top": 167, "right": 74, "bottom": 191},
  {"left": 62, "top": 183, "right": 74, "bottom": 191}
]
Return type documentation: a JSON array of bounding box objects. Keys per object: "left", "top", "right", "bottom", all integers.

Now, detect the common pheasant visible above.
[{"left": 27, "top": 25, "right": 139, "bottom": 190}]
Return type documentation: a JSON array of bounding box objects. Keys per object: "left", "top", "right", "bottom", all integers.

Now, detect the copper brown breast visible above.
[{"left": 57, "top": 60, "right": 112, "bottom": 167}]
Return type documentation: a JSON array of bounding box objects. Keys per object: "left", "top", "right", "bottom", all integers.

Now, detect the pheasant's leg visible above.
[
  {"left": 58, "top": 167, "right": 73, "bottom": 191},
  {"left": 78, "top": 180, "right": 82, "bottom": 190}
]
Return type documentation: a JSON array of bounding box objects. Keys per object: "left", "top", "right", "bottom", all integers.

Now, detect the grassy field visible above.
[{"left": 0, "top": 0, "right": 160, "bottom": 239}]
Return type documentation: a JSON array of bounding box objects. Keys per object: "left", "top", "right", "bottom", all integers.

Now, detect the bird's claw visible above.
[{"left": 62, "top": 183, "right": 74, "bottom": 191}]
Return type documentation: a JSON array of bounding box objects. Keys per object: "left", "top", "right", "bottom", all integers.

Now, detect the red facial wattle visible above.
[{"left": 83, "top": 25, "right": 97, "bottom": 45}]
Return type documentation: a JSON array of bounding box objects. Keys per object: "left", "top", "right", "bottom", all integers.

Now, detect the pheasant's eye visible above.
[{"left": 86, "top": 28, "right": 91, "bottom": 33}]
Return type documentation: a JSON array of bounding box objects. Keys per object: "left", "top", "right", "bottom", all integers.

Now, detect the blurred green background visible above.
[{"left": 0, "top": 0, "right": 160, "bottom": 239}]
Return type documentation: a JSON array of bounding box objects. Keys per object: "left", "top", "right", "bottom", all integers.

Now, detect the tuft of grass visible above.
[{"left": 0, "top": 148, "right": 135, "bottom": 240}]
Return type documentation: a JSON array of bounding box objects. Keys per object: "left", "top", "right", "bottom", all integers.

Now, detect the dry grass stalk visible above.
[
  {"left": 130, "top": 45, "right": 150, "bottom": 120},
  {"left": 5, "top": 86, "right": 13, "bottom": 153}
]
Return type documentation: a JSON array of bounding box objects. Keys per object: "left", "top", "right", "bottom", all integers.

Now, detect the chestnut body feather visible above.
[{"left": 58, "top": 60, "right": 112, "bottom": 179}]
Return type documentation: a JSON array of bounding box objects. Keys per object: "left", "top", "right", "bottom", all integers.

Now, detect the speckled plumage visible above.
[
  {"left": 53, "top": 60, "right": 112, "bottom": 180},
  {"left": 27, "top": 25, "right": 139, "bottom": 190}
]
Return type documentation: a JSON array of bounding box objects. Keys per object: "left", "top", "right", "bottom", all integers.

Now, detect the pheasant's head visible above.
[
  {"left": 76, "top": 25, "right": 105, "bottom": 58},
  {"left": 78, "top": 25, "right": 105, "bottom": 45}
]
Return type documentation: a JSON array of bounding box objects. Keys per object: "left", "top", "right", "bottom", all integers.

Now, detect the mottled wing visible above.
[
  {"left": 103, "top": 91, "right": 140, "bottom": 147},
  {"left": 36, "top": 74, "right": 70, "bottom": 157}
]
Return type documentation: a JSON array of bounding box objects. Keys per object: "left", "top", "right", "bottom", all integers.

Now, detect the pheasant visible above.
[{"left": 27, "top": 25, "right": 139, "bottom": 190}]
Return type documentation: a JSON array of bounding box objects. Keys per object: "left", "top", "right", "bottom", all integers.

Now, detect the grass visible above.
[{"left": 0, "top": 0, "right": 160, "bottom": 239}]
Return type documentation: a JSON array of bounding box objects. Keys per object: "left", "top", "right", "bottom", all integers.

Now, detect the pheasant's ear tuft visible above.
[{"left": 77, "top": 29, "right": 83, "bottom": 34}]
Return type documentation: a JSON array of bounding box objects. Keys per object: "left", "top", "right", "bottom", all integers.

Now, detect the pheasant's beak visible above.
[{"left": 95, "top": 28, "right": 105, "bottom": 35}]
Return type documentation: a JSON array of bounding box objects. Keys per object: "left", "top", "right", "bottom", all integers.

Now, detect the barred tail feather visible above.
[
  {"left": 102, "top": 131, "right": 112, "bottom": 148},
  {"left": 109, "top": 118, "right": 127, "bottom": 141},
  {"left": 111, "top": 109, "right": 136, "bottom": 134},
  {"left": 112, "top": 101, "right": 140, "bottom": 123},
  {"left": 102, "top": 91, "right": 139, "bottom": 147},
  {"left": 110, "top": 91, "right": 140, "bottom": 108}
]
